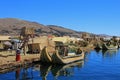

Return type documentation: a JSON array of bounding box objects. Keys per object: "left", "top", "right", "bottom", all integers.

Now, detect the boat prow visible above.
[
  {"left": 40, "top": 47, "right": 52, "bottom": 63},
  {"left": 102, "top": 43, "right": 118, "bottom": 50}
]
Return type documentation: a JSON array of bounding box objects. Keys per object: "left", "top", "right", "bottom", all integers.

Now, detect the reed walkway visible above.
[{"left": 0, "top": 50, "right": 40, "bottom": 73}]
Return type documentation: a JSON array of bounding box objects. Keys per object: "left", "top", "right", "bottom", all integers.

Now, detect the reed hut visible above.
[
  {"left": 28, "top": 36, "right": 55, "bottom": 54},
  {"left": 0, "top": 36, "right": 11, "bottom": 49}
]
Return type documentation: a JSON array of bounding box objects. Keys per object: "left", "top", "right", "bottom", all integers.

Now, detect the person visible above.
[
  {"left": 60, "top": 46, "right": 64, "bottom": 55},
  {"left": 16, "top": 49, "right": 21, "bottom": 61},
  {"left": 16, "top": 49, "right": 21, "bottom": 54},
  {"left": 64, "top": 46, "right": 68, "bottom": 56},
  {"left": 55, "top": 46, "right": 61, "bottom": 55}
]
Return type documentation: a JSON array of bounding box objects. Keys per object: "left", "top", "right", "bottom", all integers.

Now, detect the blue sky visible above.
[{"left": 0, "top": 0, "right": 120, "bottom": 36}]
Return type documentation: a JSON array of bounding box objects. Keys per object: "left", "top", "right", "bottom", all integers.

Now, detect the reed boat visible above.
[
  {"left": 40, "top": 47, "right": 52, "bottom": 63},
  {"left": 52, "top": 49, "right": 84, "bottom": 64},
  {"left": 102, "top": 43, "right": 118, "bottom": 50},
  {"left": 40, "top": 46, "right": 84, "bottom": 64}
]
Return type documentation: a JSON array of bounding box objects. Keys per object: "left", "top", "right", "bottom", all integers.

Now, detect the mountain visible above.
[
  {"left": 0, "top": 18, "right": 81, "bottom": 37},
  {"left": 0, "top": 18, "right": 47, "bottom": 35},
  {"left": 0, "top": 18, "right": 109, "bottom": 37}
]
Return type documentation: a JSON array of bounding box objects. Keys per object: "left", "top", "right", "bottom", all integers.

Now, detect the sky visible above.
[{"left": 0, "top": 0, "right": 120, "bottom": 36}]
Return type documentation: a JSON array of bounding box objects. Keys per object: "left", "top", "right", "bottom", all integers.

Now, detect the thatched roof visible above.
[
  {"left": 0, "top": 36, "right": 11, "bottom": 41},
  {"left": 52, "top": 36, "right": 70, "bottom": 43}
]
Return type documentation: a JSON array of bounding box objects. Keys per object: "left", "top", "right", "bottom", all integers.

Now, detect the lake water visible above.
[{"left": 0, "top": 49, "right": 120, "bottom": 80}]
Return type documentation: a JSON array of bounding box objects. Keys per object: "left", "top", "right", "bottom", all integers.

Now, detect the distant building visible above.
[
  {"left": 103, "top": 37, "right": 112, "bottom": 41},
  {"left": 52, "top": 36, "right": 70, "bottom": 43}
]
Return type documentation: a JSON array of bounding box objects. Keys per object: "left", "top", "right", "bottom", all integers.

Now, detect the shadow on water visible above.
[{"left": 39, "top": 60, "right": 84, "bottom": 80}]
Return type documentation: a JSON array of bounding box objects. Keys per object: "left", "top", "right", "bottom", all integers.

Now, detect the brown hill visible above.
[
  {"left": 0, "top": 18, "right": 107, "bottom": 37},
  {"left": 0, "top": 18, "right": 83, "bottom": 37},
  {"left": 0, "top": 18, "right": 49, "bottom": 35}
]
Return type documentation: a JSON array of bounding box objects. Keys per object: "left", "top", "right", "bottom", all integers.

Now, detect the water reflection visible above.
[
  {"left": 15, "top": 65, "right": 35, "bottom": 80},
  {"left": 15, "top": 68, "right": 20, "bottom": 80},
  {"left": 13, "top": 61, "right": 83, "bottom": 80},
  {"left": 39, "top": 61, "right": 84, "bottom": 80},
  {"left": 2, "top": 49, "right": 120, "bottom": 80},
  {"left": 95, "top": 49, "right": 101, "bottom": 53},
  {"left": 51, "top": 61, "right": 84, "bottom": 77},
  {"left": 102, "top": 49, "right": 118, "bottom": 58},
  {"left": 21, "top": 67, "right": 32, "bottom": 80},
  {"left": 94, "top": 49, "right": 118, "bottom": 58},
  {"left": 40, "top": 64, "right": 52, "bottom": 80}
]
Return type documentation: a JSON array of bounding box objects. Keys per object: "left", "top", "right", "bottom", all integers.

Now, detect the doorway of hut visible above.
[{"left": 27, "top": 43, "right": 41, "bottom": 54}]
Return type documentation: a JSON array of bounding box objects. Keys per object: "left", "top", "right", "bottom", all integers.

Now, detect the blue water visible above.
[{"left": 0, "top": 49, "right": 120, "bottom": 80}]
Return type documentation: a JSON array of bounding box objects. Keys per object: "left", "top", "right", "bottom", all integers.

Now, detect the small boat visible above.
[
  {"left": 40, "top": 47, "right": 52, "bottom": 63},
  {"left": 102, "top": 43, "right": 118, "bottom": 50},
  {"left": 52, "top": 49, "right": 84, "bottom": 64}
]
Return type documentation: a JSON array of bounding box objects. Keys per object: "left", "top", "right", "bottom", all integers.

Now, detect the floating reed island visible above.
[{"left": 0, "top": 27, "right": 120, "bottom": 73}]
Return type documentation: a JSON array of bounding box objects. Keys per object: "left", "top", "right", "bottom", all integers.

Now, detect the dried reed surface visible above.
[
  {"left": 0, "top": 37, "right": 55, "bottom": 66},
  {"left": 80, "top": 46, "right": 95, "bottom": 53},
  {"left": 0, "top": 52, "right": 40, "bottom": 66},
  {"left": 29, "top": 36, "right": 56, "bottom": 53}
]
